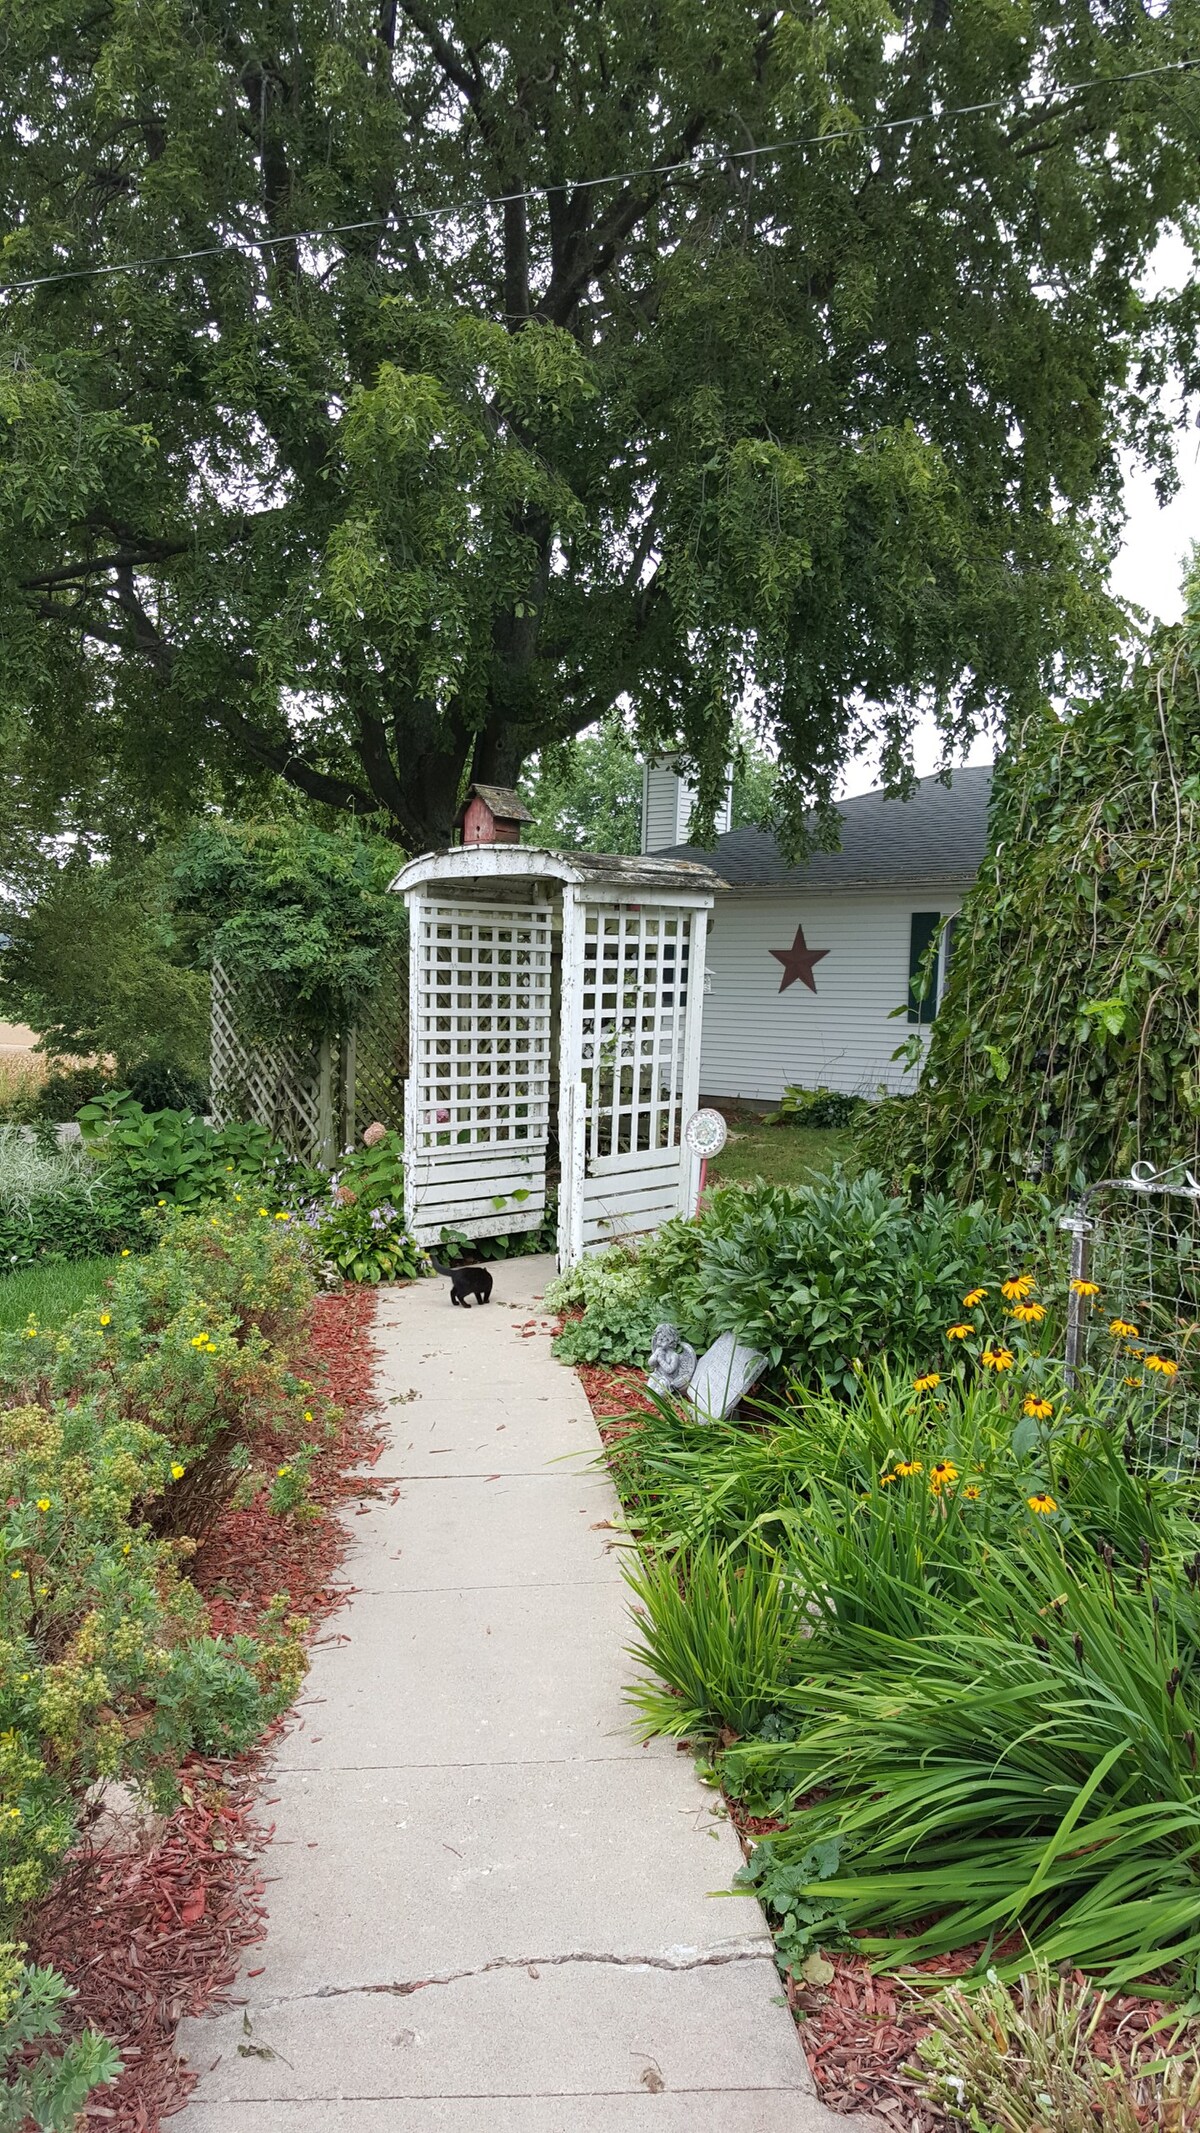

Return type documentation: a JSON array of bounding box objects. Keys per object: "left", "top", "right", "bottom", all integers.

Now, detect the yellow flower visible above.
[
  {"left": 35, "top": 1498, "right": 50, "bottom": 1513},
  {"left": 276, "top": 1465, "right": 292, "bottom": 1478},
  {"left": 1146, "top": 1354, "right": 1180, "bottom": 1377},
  {"left": 122, "top": 1543, "right": 131, "bottom": 1555},
  {"left": 171, "top": 1463, "right": 185, "bottom": 1480},
  {"left": 10, "top": 1569, "right": 22, "bottom": 1580},
  {"left": 1070, "top": 1278, "right": 1100, "bottom": 1297},
  {"left": 190, "top": 1333, "right": 211, "bottom": 1348},
  {"left": 963, "top": 1484, "right": 981, "bottom": 1501},
  {"left": 1007, "top": 1301, "right": 1046, "bottom": 1325},
  {"left": 1027, "top": 1493, "right": 1057, "bottom": 1516},
  {"left": 894, "top": 1459, "right": 924, "bottom": 1478},
  {"left": 962, "top": 1288, "right": 987, "bottom": 1307},
  {"left": 946, "top": 1323, "right": 974, "bottom": 1341},
  {"left": 275, "top": 1211, "right": 291, "bottom": 1221},
  {"left": 1001, "top": 1275, "right": 1035, "bottom": 1301},
  {"left": 930, "top": 1459, "right": 959, "bottom": 1490},
  {"left": 257, "top": 1208, "right": 269, "bottom": 1217},
  {"left": 157, "top": 1198, "right": 166, "bottom": 1206},
  {"left": 1123, "top": 1373, "right": 1142, "bottom": 1387},
  {"left": 1109, "top": 1319, "right": 1139, "bottom": 1340},
  {"left": 913, "top": 1371, "right": 942, "bottom": 1392},
  {"left": 121, "top": 1248, "right": 131, "bottom": 1257},
  {"left": 879, "top": 1470, "right": 897, "bottom": 1486},
  {"left": 1022, "top": 1395, "right": 1054, "bottom": 1420},
  {"left": 304, "top": 1410, "right": 313, "bottom": 1423},
  {"left": 981, "top": 1347, "right": 1015, "bottom": 1371},
  {"left": 99, "top": 1312, "right": 111, "bottom": 1326}
]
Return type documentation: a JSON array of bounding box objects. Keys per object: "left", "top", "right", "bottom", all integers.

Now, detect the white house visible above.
[{"left": 644, "top": 762, "right": 992, "bottom": 1103}]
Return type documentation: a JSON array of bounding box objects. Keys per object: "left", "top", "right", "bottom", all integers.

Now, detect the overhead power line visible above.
[{"left": 1, "top": 54, "right": 1197, "bottom": 296}]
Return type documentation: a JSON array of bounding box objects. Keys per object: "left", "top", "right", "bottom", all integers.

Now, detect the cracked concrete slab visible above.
[{"left": 175, "top": 1256, "right": 879, "bottom": 2131}]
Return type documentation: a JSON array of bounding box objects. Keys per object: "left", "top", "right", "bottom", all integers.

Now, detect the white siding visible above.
[
  {"left": 641, "top": 757, "right": 733, "bottom": 852},
  {"left": 699, "top": 891, "right": 961, "bottom": 1103}
]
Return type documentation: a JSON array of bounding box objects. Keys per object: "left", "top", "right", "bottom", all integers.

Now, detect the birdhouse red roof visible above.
[{"left": 455, "top": 784, "right": 534, "bottom": 845}]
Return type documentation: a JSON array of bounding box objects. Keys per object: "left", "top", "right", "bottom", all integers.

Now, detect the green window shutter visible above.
[{"left": 907, "top": 911, "right": 941, "bottom": 1025}]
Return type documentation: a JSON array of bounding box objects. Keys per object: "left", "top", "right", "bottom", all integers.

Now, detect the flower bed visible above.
[{"left": 16, "top": 1282, "right": 384, "bottom": 2130}]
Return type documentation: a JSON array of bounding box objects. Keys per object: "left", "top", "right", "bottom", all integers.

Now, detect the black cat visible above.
[{"left": 429, "top": 1257, "right": 493, "bottom": 1307}]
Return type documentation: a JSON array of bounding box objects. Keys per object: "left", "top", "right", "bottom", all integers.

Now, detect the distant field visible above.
[{"left": 0, "top": 1257, "right": 118, "bottom": 1333}]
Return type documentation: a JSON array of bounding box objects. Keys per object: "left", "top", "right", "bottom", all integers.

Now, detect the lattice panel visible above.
[
  {"left": 209, "top": 964, "right": 329, "bottom": 1163},
  {"left": 351, "top": 945, "right": 409, "bottom": 1139},
  {"left": 580, "top": 906, "right": 692, "bottom": 1163},
  {"left": 411, "top": 901, "right": 553, "bottom": 1155}
]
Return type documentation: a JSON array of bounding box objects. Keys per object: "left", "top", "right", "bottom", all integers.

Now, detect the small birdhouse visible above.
[{"left": 455, "top": 784, "right": 533, "bottom": 847}]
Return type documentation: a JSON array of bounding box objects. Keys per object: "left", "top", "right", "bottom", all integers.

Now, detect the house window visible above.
[{"left": 907, "top": 911, "right": 955, "bottom": 1025}]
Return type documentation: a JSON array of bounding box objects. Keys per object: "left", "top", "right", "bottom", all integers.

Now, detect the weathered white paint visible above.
[
  {"left": 698, "top": 889, "right": 962, "bottom": 1104},
  {"left": 640, "top": 757, "right": 732, "bottom": 853}
]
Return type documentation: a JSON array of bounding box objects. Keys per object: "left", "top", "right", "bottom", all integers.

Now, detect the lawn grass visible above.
[
  {"left": 0, "top": 1256, "right": 120, "bottom": 1333},
  {"left": 705, "top": 1112, "right": 858, "bottom": 1188}
]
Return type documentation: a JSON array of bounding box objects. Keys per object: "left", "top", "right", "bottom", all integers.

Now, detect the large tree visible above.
[{"left": 2, "top": 2, "right": 1199, "bottom": 851}]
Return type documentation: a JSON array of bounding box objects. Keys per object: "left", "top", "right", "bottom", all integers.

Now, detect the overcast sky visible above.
[{"left": 839, "top": 230, "right": 1198, "bottom": 799}]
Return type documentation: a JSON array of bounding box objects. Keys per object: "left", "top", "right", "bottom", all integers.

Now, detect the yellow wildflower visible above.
[
  {"left": 277, "top": 1465, "right": 292, "bottom": 1478},
  {"left": 1070, "top": 1279, "right": 1100, "bottom": 1297},
  {"left": 946, "top": 1323, "right": 974, "bottom": 1341},
  {"left": 930, "top": 1459, "right": 959, "bottom": 1490},
  {"left": 1007, "top": 1301, "right": 1046, "bottom": 1325},
  {"left": 1001, "top": 1275, "right": 1035, "bottom": 1301},
  {"left": 10, "top": 1569, "right": 22, "bottom": 1580},
  {"left": 913, "top": 1371, "right": 942, "bottom": 1392},
  {"left": 171, "top": 1463, "right": 185, "bottom": 1480},
  {"left": 963, "top": 1485, "right": 981, "bottom": 1501},
  {"left": 962, "top": 1288, "right": 987, "bottom": 1307},
  {"left": 1109, "top": 1319, "right": 1139, "bottom": 1340},
  {"left": 894, "top": 1459, "right": 924, "bottom": 1478},
  {"left": 1027, "top": 1493, "right": 1057, "bottom": 1516},
  {"left": 1146, "top": 1354, "right": 1180, "bottom": 1377},
  {"left": 99, "top": 1312, "right": 111, "bottom": 1327},
  {"left": 981, "top": 1347, "right": 1015, "bottom": 1371},
  {"left": 275, "top": 1211, "right": 291, "bottom": 1221},
  {"left": 879, "top": 1471, "right": 896, "bottom": 1486},
  {"left": 190, "top": 1333, "right": 211, "bottom": 1349},
  {"left": 35, "top": 1498, "right": 50, "bottom": 1513},
  {"left": 1022, "top": 1395, "right": 1054, "bottom": 1420},
  {"left": 257, "top": 1208, "right": 269, "bottom": 1218},
  {"left": 121, "top": 1248, "right": 131, "bottom": 1257}
]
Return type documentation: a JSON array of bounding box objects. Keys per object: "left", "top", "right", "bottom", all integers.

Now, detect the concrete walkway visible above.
[{"left": 176, "top": 1257, "right": 877, "bottom": 2130}]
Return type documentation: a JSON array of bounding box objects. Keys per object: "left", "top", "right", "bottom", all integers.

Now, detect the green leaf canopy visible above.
[{"left": 3, "top": 0, "right": 1200, "bottom": 848}]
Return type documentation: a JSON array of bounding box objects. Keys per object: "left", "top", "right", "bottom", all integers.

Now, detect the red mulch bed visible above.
[
  {"left": 25, "top": 1284, "right": 387, "bottom": 2131},
  {"left": 573, "top": 1376, "right": 1181, "bottom": 2129}
]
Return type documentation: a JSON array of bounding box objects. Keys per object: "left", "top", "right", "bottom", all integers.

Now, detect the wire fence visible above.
[{"left": 1062, "top": 1160, "right": 1200, "bottom": 1479}]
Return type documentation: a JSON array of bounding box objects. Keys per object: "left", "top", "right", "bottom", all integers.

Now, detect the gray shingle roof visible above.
[{"left": 655, "top": 765, "right": 992, "bottom": 891}]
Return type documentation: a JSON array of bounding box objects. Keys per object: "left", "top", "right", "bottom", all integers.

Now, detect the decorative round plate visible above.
[{"left": 684, "top": 1107, "right": 728, "bottom": 1158}]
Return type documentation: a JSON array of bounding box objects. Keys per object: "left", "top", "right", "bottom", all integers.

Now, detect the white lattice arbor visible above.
[{"left": 391, "top": 846, "right": 722, "bottom": 1264}]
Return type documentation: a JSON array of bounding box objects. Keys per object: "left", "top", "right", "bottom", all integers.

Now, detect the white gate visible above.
[
  {"left": 558, "top": 891, "right": 707, "bottom": 1260},
  {"left": 402, "top": 892, "right": 553, "bottom": 1244}
]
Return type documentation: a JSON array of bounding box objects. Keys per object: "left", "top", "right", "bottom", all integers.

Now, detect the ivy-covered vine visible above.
[
  {"left": 868, "top": 605, "right": 1200, "bottom": 1204},
  {"left": 171, "top": 822, "right": 405, "bottom": 1043}
]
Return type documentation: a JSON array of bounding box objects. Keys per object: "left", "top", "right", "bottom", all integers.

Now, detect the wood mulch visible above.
[{"left": 25, "top": 1283, "right": 386, "bottom": 2131}]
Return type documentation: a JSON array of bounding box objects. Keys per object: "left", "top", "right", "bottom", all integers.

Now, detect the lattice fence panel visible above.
[
  {"left": 580, "top": 906, "right": 692, "bottom": 1163},
  {"left": 209, "top": 964, "right": 330, "bottom": 1163},
  {"left": 411, "top": 901, "right": 552, "bottom": 1156},
  {"left": 1068, "top": 1169, "right": 1200, "bottom": 1479},
  {"left": 348, "top": 943, "right": 409, "bottom": 1141}
]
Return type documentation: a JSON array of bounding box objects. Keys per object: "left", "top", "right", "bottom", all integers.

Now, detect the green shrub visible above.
[
  {"left": 77, "top": 1092, "right": 311, "bottom": 1213},
  {"left": 550, "top": 1173, "right": 1040, "bottom": 1390},
  {"left": 624, "top": 1543, "right": 810, "bottom": 1739},
  {"left": 765, "top": 1085, "right": 869, "bottom": 1129},
  {"left": 0, "top": 1128, "right": 143, "bottom": 1272},
  {"left": 0, "top": 1946, "right": 122, "bottom": 2133}
]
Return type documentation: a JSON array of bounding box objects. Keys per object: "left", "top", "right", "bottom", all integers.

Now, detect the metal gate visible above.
[{"left": 402, "top": 892, "right": 553, "bottom": 1245}]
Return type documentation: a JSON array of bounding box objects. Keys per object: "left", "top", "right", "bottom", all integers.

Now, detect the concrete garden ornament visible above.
[{"left": 646, "top": 1322, "right": 697, "bottom": 1395}]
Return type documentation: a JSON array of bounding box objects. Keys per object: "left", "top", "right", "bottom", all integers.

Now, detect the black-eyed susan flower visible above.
[
  {"left": 1007, "top": 1301, "right": 1046, "bottom": 1325},
  {"left": 962, "top": 1287, "right": 987, "bottom": 1308},
  {"left": 1109, "top": 1319, "right": 1139, "bottom": 1340},
  {"left": 930, "top": 1459, "right": 959, "bottom": 1491},
  {"left": 879, "top": 1470, "right": 897, "bottom": 1486},
  {"left": 894, "top": 1459, "right": 924, "bottom": 1478},
  {"left": 963, "top": 1485, "right": 981, "bottom": 1501},
  {"left": 981, "top": 1346, "right": 1015, "bottom": 1371},
  {"left": 1001, "top": 1275, "right": 1035, "bottom": 1301},
  {"left": 1027, "top": 1493, "right": 1057, "bottom": 1516},
  {"left": 913, "top": 1371, "right": 942, "bottom": 1392},
  {"left": 946, "top": 1323, "right": 974, "bottom": 1340},
  {"left": 1022, "top": 1395, "right": 1054, "bottom": 1420},
  {"left": 1146, "top": 1354, "right": 1180, "bottom": 1377},
  {"left": 1070, "top": 1278, "right": 1100, "bottom": 1297}
]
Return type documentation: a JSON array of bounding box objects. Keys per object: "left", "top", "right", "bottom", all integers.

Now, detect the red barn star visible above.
[{"left": 769, "top": 923, "right": 829, "bottom": 994}]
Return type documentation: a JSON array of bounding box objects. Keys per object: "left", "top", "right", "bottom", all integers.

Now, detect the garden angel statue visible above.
[{"left": 646, "top": 1321, "right": 697, "bottom": 1396}]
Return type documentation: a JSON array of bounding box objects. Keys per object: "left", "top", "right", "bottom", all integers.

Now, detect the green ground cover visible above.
[
  {"left": 0, "top": 1256, "right": 117, "bottom": 1333},
  {"left": 705, "top": 1115, "right": 857, "bottom": 1188}
]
